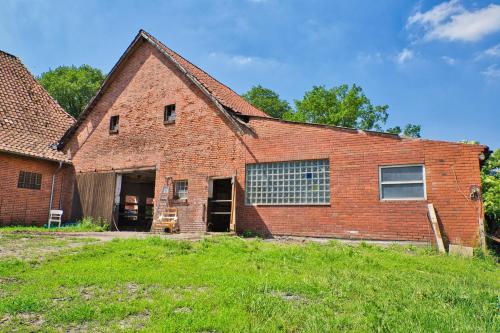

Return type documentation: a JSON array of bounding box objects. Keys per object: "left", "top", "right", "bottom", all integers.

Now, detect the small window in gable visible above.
[
  {"left": 164, "top": 104, "right": 176, "bottom": 123},
  {"left": 109, "top": 115, "right": 119, "bottom": 133}
]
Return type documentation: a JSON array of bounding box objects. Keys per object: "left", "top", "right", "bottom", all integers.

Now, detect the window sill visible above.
[
  {"left": 109, "top": 129, "right": 119, "bottom": 134},
  {"left": 245, "top": 203, "right": 331, "bottom": 207},
  {"left": 380, "top": 198, "right": 427, "bottom": 202},
  {"left": 164, "top": 120, "right": 176, "bottom": 125},
  {"left": 172, "top": 199, "right": 188, "bottom": 206}
]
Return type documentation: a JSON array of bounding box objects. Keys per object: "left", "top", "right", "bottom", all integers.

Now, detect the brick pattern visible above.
[
  {"left": 0, "top": 152, "right": 73, "bottom": 226},
  {"left": 65, "top": 36, "right": 485, "bottom": 246}
]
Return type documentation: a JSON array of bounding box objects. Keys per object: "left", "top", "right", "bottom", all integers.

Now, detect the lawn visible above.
[{"left": 0, "top": 232, "right": 498, "bottom": 332}]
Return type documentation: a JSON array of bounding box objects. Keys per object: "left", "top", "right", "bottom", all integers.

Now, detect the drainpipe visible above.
[{"left": 48, "top": 161, "right": 63, "bottom": 216}]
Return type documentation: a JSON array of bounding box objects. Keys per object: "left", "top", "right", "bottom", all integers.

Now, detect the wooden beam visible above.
[
  {"left": 427, "top": 204, "right": 446, "bottom": 253},
  {"left": 478, "top": 217, "right": 487, "bottom": 251}
]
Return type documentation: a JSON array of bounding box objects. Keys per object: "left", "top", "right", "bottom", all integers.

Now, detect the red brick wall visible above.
[
  {"left": 64, "top": 40, "right": 485, "bottom": 246},
  {"left": 236, "top": 118, "right": 484, "bottom": 246},
  {"left": 65, "top": 40, "right": 241, "bottom": 232},
  {"left": 0, "top": 152, "right": 73, "bottom": 226}
]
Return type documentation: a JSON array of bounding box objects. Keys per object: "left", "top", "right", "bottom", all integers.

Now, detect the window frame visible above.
[
  {"left": 244, "top": 159, "right": 331, "bottom": 206},
  {"left": 173, "top": 180, "right": 188, "bottom": 200},
  {"left": 109, "top": 115, "right": 119, "bottom": 133},
  {"left": 17, "top": 171, "right": 42, "bottom": 190},
  {"left": 379, "top": 164, "right": 426, "bottom": 201},
  {"left": 164, "top": 104, "right": 176, "bottom": 124}
]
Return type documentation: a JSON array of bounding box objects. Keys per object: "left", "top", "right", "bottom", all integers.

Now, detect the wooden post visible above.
[
  {"left": 478, "top": 217, "right": 487, "bottom": 252},
  {"left": 229, "top": 175, "right": 236, "bottom": 232},
  {"left": 427, "top": 204, "right": 446, "bottom": 253}
]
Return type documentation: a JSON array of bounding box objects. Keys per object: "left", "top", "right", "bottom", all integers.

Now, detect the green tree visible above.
[
  {"left": 38, "top": 65, "right": 105, "bottom": 118},
  {"left": 243, "top": 84, "right": 421, "bottom": 137},
  {"left": 481, "top": 149, "right": 500, "bottom": 228},
  {"left": 283, "top": 85, "right": 388, "bottom": 131},
  {"left": 242, "top": 85, "right": 292, "bottom": 118},
  {"left": 387, "top": 124, "right": 422, "bottom": 138}
]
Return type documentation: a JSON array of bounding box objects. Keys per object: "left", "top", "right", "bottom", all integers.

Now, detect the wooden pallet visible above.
[{"left": 151, "top": 207, "right": 178, "bottom": 234}]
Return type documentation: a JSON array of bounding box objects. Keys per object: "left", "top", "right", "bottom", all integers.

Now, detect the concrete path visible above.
[
  {"left": 44, "top": 231, "right": 212, "bottom": 242},
  {"left": 35, "top": 231, "right": 430, "bottom": 247}
]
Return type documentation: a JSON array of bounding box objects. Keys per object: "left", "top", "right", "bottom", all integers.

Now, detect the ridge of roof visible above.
[{"left": 0, "top": 49, "right": 18, "bottom": 59}]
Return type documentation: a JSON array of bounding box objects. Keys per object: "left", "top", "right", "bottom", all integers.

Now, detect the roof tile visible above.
[{"left": 0, "top": 50, "right": 74, "bottom": 162}]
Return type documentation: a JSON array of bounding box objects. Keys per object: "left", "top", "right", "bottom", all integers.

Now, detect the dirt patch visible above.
[
  {"left": 173, "top": 307, "right": 192, "bottom": 314},
  {"left": 0, "top": 233, "right": 101, "bottom": 262},
  {"left": 0, "top": 312, "right": 45, "bottom": 331},
  {"left": 270, "top": 291, "right": 308, "bottom": 303},
  {"left": 118, "top": 310, "right": 150, "bottom": 329}
]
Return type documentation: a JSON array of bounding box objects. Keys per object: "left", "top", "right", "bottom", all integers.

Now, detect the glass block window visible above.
[
  {"left": 245, "top": 159, "right": 330, "bottom": 205},
  {"left": 379, "top": 165, "right": 425, "bottom": 200},
  {"left": 17, "top": 171, "right": 42, "bottom": 190},
  {"left": 174, "top": 180, "right": 188, "bottom": 200}
]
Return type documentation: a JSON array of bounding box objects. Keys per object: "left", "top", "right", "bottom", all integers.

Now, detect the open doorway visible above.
[
  {"left": 117, "top": 170, "right": 155, "bottom": 231},
  {"left": 207, "top": 178, "right": 234, "bottom": 232}
]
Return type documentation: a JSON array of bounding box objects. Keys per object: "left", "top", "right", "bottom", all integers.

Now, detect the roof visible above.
[
  {"left": 0, "top": 50, "right": 75, "bottom": 162},
  {"left": 59, "top": 30, "right": 268, "bottom": 147}
]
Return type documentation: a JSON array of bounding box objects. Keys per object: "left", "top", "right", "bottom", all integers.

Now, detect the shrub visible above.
[
  {"left": 79, "top": 217, "right": 110, "bottom": 231},
  {"left": 241, "top": 230, "right": 258, "bottom": 238}
]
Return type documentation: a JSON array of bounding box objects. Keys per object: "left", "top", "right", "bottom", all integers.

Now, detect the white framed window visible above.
[
  {"left": 379, "top": 164, "right": 426, "bottom": 200},
  {"left": 245, "top": 159, "right": 330, "bottom": 205},
  {"left": 174, "top": 180, "right": 188, "bottom": 200}
]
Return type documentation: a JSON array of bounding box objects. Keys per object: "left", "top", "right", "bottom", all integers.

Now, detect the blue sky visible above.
[{"left": 1, "top": 0, "right": 499, "bottom": 148}]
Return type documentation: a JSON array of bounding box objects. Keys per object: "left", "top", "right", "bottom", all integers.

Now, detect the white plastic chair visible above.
[{"left": 48, "top": 210, "right": 63, "bottom": 228}]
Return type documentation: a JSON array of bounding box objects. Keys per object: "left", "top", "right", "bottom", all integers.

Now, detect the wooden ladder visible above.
[{"left": 150, "top": 177, "right": 178, "bottom": 233}]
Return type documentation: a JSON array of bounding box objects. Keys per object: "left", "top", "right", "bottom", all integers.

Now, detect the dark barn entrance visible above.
[
  {"left": 117, "top": 170, "right": 155, "bottom": 231},
  {"left": 207, "top": 178, "right": 234, "bottom": 232}
]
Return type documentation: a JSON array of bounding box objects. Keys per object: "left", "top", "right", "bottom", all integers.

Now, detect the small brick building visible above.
[
  {"left": 56, "top": 31, "right": 487, "bottom": 247},
  {"left": 0, "top": 50, "right": 74, "bottom": 226}
]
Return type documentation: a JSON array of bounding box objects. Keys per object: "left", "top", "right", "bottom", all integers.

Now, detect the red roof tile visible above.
[{"left": 0, "top": 50, "right": 74, "bottom": 162}]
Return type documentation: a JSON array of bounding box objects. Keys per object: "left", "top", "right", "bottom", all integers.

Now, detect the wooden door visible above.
[{"left": 73, "top": 172, "right": 116, "bottom": 224}]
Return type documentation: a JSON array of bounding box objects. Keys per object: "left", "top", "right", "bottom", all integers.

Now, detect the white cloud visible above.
[
  {"left": 209, "top": 52, "right": 281, "bottom": 68},
  {"left": 356, "top": 52, "right": 384, "bottom": 65},
  {"left": 484, "top": 44, "right": 500, "bottom": 57},
  {"left": 441, "top": 55, "right": 457, "bottom": 65},
  {"left": 408, "top": 0, "right": 464, "bottom": 27},
  {"left": 408, "top": 1, "right": 500, "bottom": 42},
  {"left": 396, "top": 48, "right": 414, "bottom": 64},
  {"left": 481, "top": 64, "right": 500, "bottom": 78}
]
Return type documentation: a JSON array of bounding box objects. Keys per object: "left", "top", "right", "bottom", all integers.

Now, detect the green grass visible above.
[
  {"left": 0, "top": 217, "right": 109, "bottom": 233},
  {"left": 0, "top": 225, "right": 103, "bottom": 233},
  {"left": 0, "top": 234, "right": 498, "bottom": 332}
]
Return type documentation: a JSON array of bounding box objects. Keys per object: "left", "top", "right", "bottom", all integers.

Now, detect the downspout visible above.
[{"left": 48, "top": 161, "right": 63, "bottom": 216}]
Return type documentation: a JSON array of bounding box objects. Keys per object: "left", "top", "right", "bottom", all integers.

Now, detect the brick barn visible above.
[
  {"left": 0, "top": 50, "right": 75, "bottom": 226},
  {"left": 53, "top": 30, "right": 486, "bottom": 247},
  {"left": 1, "top": 31, "right": 487, "bottom": 247}
]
